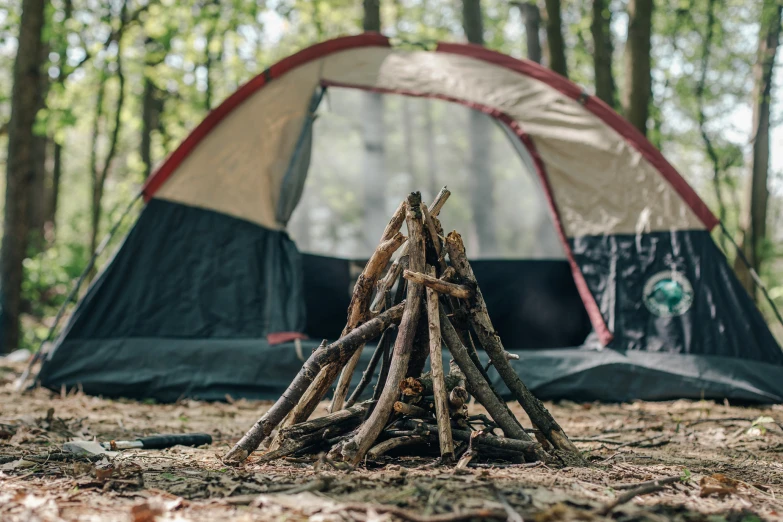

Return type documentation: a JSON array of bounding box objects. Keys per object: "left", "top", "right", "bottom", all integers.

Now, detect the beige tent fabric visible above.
[{"left": 154, "top": 46, "right": 705, "bottom": 237}]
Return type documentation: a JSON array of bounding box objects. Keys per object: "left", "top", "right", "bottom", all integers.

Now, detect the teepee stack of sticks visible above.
[{"left": 224, "top": 188, "right": 584, "bottom": 468}]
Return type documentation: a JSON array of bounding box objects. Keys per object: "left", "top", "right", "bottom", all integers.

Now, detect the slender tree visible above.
[
  {"left": 591, "top": 0, "right": 615, "bottom": 107},
  {"left": 362, "top": 0, "right": 387, "bottom": 247},
  {"left": 734, "top": 0, "right": 782, "bottom": 299},
  {"left": 543, "top": 0, "right": 568, "bottom": 77},
  {"left": 622, "top": 0, "right": 653, "bottom": 135},
  {"left": 1, "top": 0, "right": 47, "bottom": 352},
  {"left": 512, "top": 1, "right": 542, "bottom": 63},
  {"left": 89, "top": 2, "right": 128, "bottom": 263},
  {"left": 461, "top": 0, "right": 498, "bottom": 255}
]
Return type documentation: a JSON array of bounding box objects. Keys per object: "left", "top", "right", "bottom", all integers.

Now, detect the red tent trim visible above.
[
  {"left": 435, "top": 42, "right": 718, "bottom": 230},
  {"left": 143, "top": 34, "right": 717, "bottom": 232},
  {"left": 142, "top": 33, "right": 391, "bottom": 200}
]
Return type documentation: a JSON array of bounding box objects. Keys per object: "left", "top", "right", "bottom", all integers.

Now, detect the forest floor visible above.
[{"left": 1, "top": 361, "right": 782, "bottom": 522}]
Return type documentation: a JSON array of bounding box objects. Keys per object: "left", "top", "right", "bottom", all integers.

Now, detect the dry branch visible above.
[
  {"left": 368, "top": 436, "right": 430, "bottom": 458},
  {"left": 223, "top": 302, "right": 406, "bottom": 464},
  {"left": 444, "top": 231, "right": 583, "bottom": 463},
  {"left": 370, "top": 187, "right": 451, "bottom": 314},
  {"left": 394, "top": 401, "right": 430, "bottom": 417},
  {"left": 403, "top": 420, "right": 542, "bottom": 455},
  {"left": 426, "top": 265, "right": 454, "bottom": 462},
  {"left": 342, "top": 192, "right": 427, "bottom": 466},
  {"left": 403, "top": 269, "right": 473, "bottom": 299}
]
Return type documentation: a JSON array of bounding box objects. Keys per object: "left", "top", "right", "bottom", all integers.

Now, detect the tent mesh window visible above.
[{"left": 288, "top": 88, "right": 591, "bottom": 350}]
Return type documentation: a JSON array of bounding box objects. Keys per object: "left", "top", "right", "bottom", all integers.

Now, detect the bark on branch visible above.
[{"left": 403, "top": 269, "right": 473, "bottom": 299}]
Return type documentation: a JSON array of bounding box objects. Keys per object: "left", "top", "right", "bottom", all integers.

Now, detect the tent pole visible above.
[
  {"left": 719, "top": 222, "right": 783, "bottom": 332},
  {"left": 16, "top": 192, "right": 144, "bottom": 392}
]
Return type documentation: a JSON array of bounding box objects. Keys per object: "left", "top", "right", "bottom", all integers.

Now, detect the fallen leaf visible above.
[
  {"left": 95, "top": 466, "right": 115, "bottom": 482},
  {"left": 699, "top": 474, "right": 739, "bottom": 498},
  {"left": 0, "top": 458, "right": 36, "bottom": 470},
  {"left": 131, "top": 502, "right": 163, "bottom": 522}
]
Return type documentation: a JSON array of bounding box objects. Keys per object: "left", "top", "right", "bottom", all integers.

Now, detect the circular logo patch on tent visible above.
[{"left": 643, "top": 271, "right": 694, "bottom": 317}]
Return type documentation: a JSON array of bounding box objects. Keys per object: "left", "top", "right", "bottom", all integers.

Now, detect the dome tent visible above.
[{"left": 35, "top": 33, "right": 783, "bottom": 403}]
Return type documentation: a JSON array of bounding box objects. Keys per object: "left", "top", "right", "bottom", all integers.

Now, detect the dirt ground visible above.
[{"left": 2, "top": 361, "right": 782, "bottom": 522}]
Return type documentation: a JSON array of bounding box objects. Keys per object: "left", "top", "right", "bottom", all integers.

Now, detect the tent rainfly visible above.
[{"left": 34, "top": 34, "right": 783, "bottom": 403}]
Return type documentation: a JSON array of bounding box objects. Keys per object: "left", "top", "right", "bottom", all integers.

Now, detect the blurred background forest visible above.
[{"left": 1, "top": 0, "right": 782, "bottom": 353}]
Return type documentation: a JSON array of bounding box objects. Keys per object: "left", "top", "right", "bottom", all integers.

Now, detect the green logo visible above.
[{"left": 643, "top": 271, "right": 694, "bottom": 317}]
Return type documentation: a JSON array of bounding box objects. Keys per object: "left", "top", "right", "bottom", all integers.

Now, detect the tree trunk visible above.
[
  {"left": 622, "top": 0, "right": 653, "bottom": 135},
  {"left": 49, "top": 142, "right": 62, "bottom": 228},
  {"left": 27, "top": 38, "right": 50, "bottom": 250},
  {"left": 517, "top": 2, "right": 542, "bottom": 64},
  {"left": 362, "top": 0, "right": 387, "bottom": 248},
  {"left": 89, "top": 10, "right": 127, "bottom": 266},
  {"left": 1, "top": 0, "right": 47, "bottom": 353},
  {"left": 141, "top": 77, "right": 158, "bottom": 179},
  {"left": 543, "top": 0, "right": 568, "bottom": 77},
  {"left": 591, "top": 0, "right": 615, "bottom": 107},
  {"left": 734, "top": 0, "right": 782, "bottom": 299},
  {"left": 462, "top": 0, "right": 498, "bottom": 256}
]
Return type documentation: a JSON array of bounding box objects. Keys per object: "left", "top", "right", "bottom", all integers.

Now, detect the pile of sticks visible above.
[{"left": 224, "top": 189, "right": 584, "bottom": 467}]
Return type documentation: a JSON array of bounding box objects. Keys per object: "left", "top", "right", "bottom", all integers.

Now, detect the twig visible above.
[
  {"left": 611, "top": 475, "right": 683, "bottom": 490},
  {"left": 368, "top": 436, "right": 428, "bottom": 458},
  {"left": 572, "top": 438, "right": 624, "bottom": 444},
  {"left": 426, "top": 265, "right": 454, "bottom": 462},
  {"left": 394, "top": 401, "right": 430, "bottom": 418},
  {"left": 596, "top": 451, "right": 654, "bottom": 464},
  {"left": 403, "top": 270, "right": 473, "bottom": 299},
  {"left": 614, "top": 434, "right": 664, "bottom": 449},
  {"left": 597, "top": 483, "right": 667, "bottom": 515},
  {"left": 686, "top": 417, "right": 755, "bottom": 427}
]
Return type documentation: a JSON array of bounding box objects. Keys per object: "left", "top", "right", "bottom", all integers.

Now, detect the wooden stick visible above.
[
  {"left": 597, "top": 483, "right": 667, "bottom": 515},
  {"left": 403, "top": 420, "right": 542, "bottom": 455},
  {"left": 393, "top": 401, "right": 430, "bottom": 418},
  {"left": 275, "top": 402, "right": 370, "bottom": 441},
  {"left": 403, "top": 269, "right": 473, "bottom": 299},
  {"left": 330, "top": 202, "right": 408, "bottom": 413},
  {"left": 370, "top": 187, "right": 451, "bottom": 314},
  {"left": 438, "top": 305, "right": 549, "bottom": 462},
  {"left": 444, "top": 231, "right": 583, "bottom": 463},
  {"left": 421, "top": 203, "right": 448, "bottom": 273},
  {"left": 222, "top": 302, "right": 406, "bottom": 464},
  {"left": 426, "top": 265, "right": 454, "bottom": 462},
  {"left": 368, "top": 435, "right": 429, "bottom": 459},
  {"left": 345, "top": 325, "right": 395, "bottom": 408},
  {"left": 342, "top": 192, "right": 427, "bottom": 466}
]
